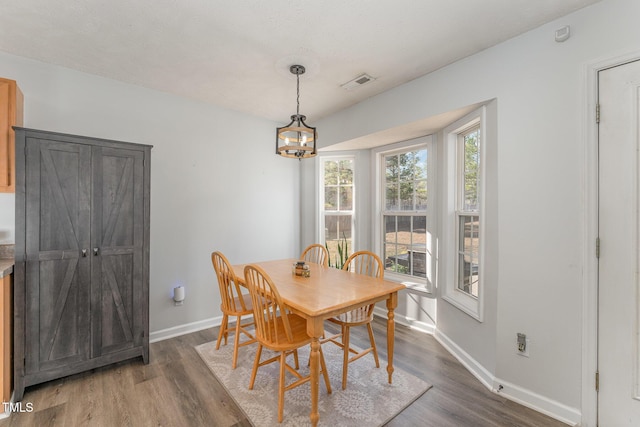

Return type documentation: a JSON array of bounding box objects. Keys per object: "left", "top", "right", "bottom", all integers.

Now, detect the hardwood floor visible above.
[{"left": 0, "top": 318, "right": 568, "bottom": 426}]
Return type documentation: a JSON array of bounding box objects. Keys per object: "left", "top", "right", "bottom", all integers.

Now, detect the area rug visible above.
[{"left": 195, "top": 335, "right": 431, "bottom": 427}]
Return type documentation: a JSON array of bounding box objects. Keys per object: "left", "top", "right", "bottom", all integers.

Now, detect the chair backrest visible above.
[
  {"left": 342, "top": 250, "right": 384, "bottom": 279},
  {"left": 244, "top": 264, "right": 294, "bottom": 346},
  {"left": 211, "top": 251, "right": 248, "bottom": 313},
  {"left": 300, "top": 243, "right": 329, "bottom": 266}
]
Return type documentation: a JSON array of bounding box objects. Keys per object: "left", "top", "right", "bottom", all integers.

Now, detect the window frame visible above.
[
  {"left": 442, "top": 107, "right": 486, "bottom": 321},
  {"left": 373, "top": 136, "right": 434, "bottom": 294},
  {"left": 318, "top": 155, "right": 356, "bottom": 266}
]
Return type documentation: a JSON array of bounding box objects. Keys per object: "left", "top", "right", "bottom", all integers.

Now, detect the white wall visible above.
[
  {"left": 0, "top": 51, "right": 300, "bottom": 333},
  {"left": 310, "top": 0, "right": 639, "bottom": 422}
]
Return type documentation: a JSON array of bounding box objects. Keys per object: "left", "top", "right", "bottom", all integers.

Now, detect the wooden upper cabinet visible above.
[{"left": 0, "top": 78, "right": 24, "bottom": 193}]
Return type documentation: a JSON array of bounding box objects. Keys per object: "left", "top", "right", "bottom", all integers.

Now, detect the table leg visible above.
[
  {"left": 386, "top": 292, "right": 398, "bottom": 384},
  {"left": 307, "top": 318, "right": 324, "bottom": 427}
]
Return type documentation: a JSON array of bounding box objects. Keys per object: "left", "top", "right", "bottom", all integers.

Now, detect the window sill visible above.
[
  {"left": 384, "top": 271, "right": 433, "bottom": 295},
  {"left": 442, "top": 290, "right": 482, "bottom": 322}
]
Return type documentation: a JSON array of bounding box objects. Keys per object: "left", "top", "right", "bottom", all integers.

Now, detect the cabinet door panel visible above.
[
  {"left": 91, "top": 147, "right": 145, "bottom": 356},
  {"left": 24, "top": 138, "right": 91, "bottom": 373}
]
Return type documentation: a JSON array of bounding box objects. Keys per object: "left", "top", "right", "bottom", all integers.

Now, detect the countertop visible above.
[
  {"left": 0, "top": 244, "right": 14, "bottom": 278},
  {"left": 0, "top": 260, "right": 13, "bottom": 278}
]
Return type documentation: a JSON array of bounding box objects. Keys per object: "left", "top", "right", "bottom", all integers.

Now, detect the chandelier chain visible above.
[{"left": 296, "top": 73, "right": 300, "bottom": 116}]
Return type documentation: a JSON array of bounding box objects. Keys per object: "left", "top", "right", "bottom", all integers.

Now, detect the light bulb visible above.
[
  {"left": 285, "top": 137, "right": 290, "bottom": 145},
  {"left": 301, "top": 135, "right": 307, "bottom": 146}
]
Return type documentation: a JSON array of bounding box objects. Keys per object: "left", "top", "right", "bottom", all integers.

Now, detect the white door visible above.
[{"left": 598, "top": 59, "right": 640, "bottom": 426}]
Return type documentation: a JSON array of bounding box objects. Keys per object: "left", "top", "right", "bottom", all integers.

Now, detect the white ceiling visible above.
[{"left": 0, "top": 0, "right": 600, "bottom": 125}]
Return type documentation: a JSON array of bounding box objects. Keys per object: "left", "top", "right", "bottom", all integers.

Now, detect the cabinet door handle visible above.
[
  {"left": 81, "top": 249, "right": 87, "bottom": 257},
  {"left": 93, "top": 248, "right": 99, "bottom": 256}
]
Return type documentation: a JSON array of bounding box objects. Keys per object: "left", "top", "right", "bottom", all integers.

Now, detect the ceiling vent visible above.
[{"left": 340, "top": 73, "right": 376, "bottom": 90}]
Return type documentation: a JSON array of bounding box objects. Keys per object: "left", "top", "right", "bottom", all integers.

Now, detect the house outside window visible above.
[{"left": 320, "top": 157, "right": 354, "bottom": 267}]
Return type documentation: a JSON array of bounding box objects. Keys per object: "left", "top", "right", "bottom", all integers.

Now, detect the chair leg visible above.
[
  {"left": 249, "top": 345, "right": 263, "bottom": 390},
  {"left": 319, "top": 346, "right": 332, "bottom": 394},
  {"left": 341, "top": 325, "right": 351, "bottom": 390},
  {"left": 216, "top": 314, "right": 229, "bottom": 350},
  {"left": 278, "top": 352, "right": 286, "bottom": 423},
  {"left": 293, "top": 349, "right": 299, "bottom": 370},
  {"left": 232, "top": 315, "right": 242, "bottom": 369},
  {"left": 366, "top": 322, "right": 380, "bottom": 368}
]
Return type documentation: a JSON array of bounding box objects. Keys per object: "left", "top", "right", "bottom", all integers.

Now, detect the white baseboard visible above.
[
  {"left": 434, "top": 329, "right": 495, "bottom": 389},
  {"left": 491, "top": 377, "right": 581, "bottom": 426},
  {"left": 435, "top": 329, "right": 581, "bottom": 426},
  {"left": 149, "top": 316, "right": 222, "bottom": 343},
  {"left": 372, "top": 306, "right": 436, "bottom": 335}
]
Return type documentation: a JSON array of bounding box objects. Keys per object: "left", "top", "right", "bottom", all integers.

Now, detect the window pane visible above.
[
  {"left": 385, "top": 149, "right": 428, "bottom": 212},
  {"left": 338, "top": 215, "right": 353, "bottom": 239},
  {"left": 339, "top": 160, "right": 353, "bottom": 184},
  {"left": 340, "top": 185, "right": 353, "bottom": 210},
  {"left": 463, "top": 128, "right": 480, "bottom": 211},
  {"left": 325, "top": 214, "right": 353, "bottom": 268},
  {"left": 324, "top": 187, "right": 338, "bottom": 210},
  {"left": 384, "top": 215, "right": 397, "bottom": 243},
  {"left": 385, "top": 184, "right": 397, "bottom": 210},
  {"left": 325, "top": 215, "right": 338, "bottom": 240},
  {"left": 324, "top": 160, "right": 338, "bottom": 185},
  {"left": 415, "top": 179, "right": 427, "bottom": 210},
  {"left": 415, "top": 149, "right": 427, "bottom": 180},
  {"left": 400, "top": 181, "right": 414, "bottom": 210},
  {"left": 458, "top": 215, "right": 479, "bottom": 297},
  {"left": 386, "top": 155, "right": 399, "bottom": 181}
]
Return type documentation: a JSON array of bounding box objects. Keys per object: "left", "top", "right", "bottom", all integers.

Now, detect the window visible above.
[
  {"left": 321, "top": 157, "right": 354, "bottom": 267},
  {"left": 457, "top": 126, "right": 480, "bottom": 297},
  {"left": 383, "top": 148, "right": 427, "bottom": 278},
  {"left": 374, "top": 137, "right": 434, "bottom": 292},
  {"left": 442, "top": 107, "right": 485, "bottom": 320}
]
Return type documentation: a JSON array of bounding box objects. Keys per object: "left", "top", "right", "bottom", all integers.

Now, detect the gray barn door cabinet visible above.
[{"left": 13, "top": 128, "right": 151, "bottom": 401}]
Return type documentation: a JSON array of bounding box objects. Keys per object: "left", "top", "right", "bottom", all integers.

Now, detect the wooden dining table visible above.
[{"left": 232, "top": 258, "right": 406, "bottom": 427}]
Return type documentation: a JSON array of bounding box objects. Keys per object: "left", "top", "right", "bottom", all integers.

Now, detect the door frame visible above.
[{"left": 582, "top": 49, "right": 640, "bottom": 427}]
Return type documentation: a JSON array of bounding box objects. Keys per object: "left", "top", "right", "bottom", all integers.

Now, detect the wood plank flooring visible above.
[{"left": 0, "top": 318, "right": 569, "bottom": 426}]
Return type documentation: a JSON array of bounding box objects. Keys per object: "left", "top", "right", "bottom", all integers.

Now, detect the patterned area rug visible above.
[{"left": 195, "top": 334, "right": 431, "bottom": 427}]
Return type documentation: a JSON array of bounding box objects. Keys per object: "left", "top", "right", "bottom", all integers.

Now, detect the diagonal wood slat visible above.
[
  {"left": 102, "top": 158, "right": 133, "bottom": 246},
  {"left": 42, "top": 258, "right": 78, "bottom": 360},
  {"left": 41, "top": 147, "right": 80, "bottom": 251},
  {"left": 103, "top": 257, "right": 133, "bottom": 342}
]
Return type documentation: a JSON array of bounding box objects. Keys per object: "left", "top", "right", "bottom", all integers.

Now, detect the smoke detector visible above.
[{"left": 340, "top": 73, "right": 376, "bottom": 90}]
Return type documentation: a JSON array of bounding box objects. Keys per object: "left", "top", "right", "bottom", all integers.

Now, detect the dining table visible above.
[{"left": 232, "top": 258, "right": 406, "bottom": 427}]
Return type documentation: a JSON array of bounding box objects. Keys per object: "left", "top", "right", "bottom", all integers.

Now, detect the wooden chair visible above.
[
  {"left": 244, "top": 264, "right": 332, "bottom": 423},
  {"left": 325, "top": 250, "right": 383, "bottom": 389},
  {"left": 300, "top": 243, "right": 329, "bottom": 266},
  {"left": 211, "top": 251, "right": 256, "bottom": 369}
]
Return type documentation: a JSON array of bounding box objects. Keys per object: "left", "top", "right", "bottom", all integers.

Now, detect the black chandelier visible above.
[{"left": 276, "top": 65, "right": 317, "bottom": 159}]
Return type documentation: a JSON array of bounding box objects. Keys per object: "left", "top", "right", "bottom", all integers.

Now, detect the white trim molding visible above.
[
  {"left": 441, "top": 106, "right": 487, "bottom": 321},
  {"left": 435, "top": 329, "right": 581, "bottom": 426},
  {"left": 150, "top": 316, "right": 222, "bottom": 343},
  {"left": 581, "top": 48, "right": 640, "bottom": 427}
]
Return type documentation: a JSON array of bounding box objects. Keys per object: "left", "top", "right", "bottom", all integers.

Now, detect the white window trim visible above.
[
  {"left": 442, "top": 106, "right": 486, "bottom": 321},
  {"left": 373, "top": 135, "right": 435, "bottom": 294},
  {"left": 318, "top": 155, "right": 356, "bottom": 255}
]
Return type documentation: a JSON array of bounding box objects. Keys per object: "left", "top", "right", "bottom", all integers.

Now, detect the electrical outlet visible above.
[{"left": 517, "top": 333, "right": 530, "bottom": 357}]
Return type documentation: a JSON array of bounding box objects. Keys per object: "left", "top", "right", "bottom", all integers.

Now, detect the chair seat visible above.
[
  {"left": 328, "top": 306, "right": 372, "bottom": 326},
  {"left": 260, "top": 313, "right": 312, "bottom": 352},
  {"left": 221, "top": 293, "right": 253, "bottom": 316}
]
